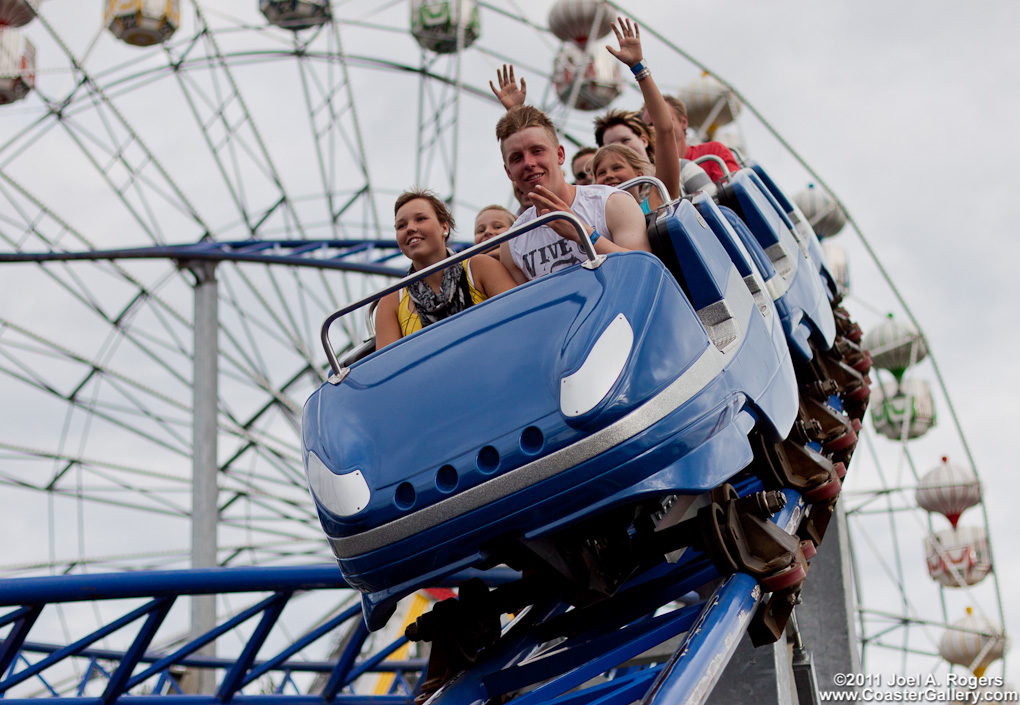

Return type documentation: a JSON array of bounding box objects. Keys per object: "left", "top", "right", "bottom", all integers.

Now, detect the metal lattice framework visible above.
[{"left": 0, "top": 0, "right": 1008, "bottom": 692}]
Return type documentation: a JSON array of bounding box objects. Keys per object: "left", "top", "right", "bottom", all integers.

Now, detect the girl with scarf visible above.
[{"left": 375, "top": 189, "right": 517, "bottom": 349}]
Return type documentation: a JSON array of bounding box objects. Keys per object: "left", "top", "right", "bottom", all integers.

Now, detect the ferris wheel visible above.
[{"left": 0, "top": 0, "right": 1011, "bottom": 699}]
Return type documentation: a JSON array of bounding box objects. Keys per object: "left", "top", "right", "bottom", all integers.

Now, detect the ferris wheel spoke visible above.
[
  {"left": 71, "top": 388, "right": 191, "bottom": 448},
  {"left": 221, "top": 393, "right": 305, "bottom": 450},
  {"left": 221, "top": 489, "right": 318, "bottom": 527},
  {"left": 218, "top": 292, "right": 277, "bottom": 386},
  {"left": 166, "top": 66, "right": 261, "bottom": 236},
  {"left": 9, "top": 477, "right": 191, "bottom": 520},
  {"left": 219, "top": 420, "right": 304, "bottom": 472},
  {"left": 219, "top": 458, "right": 306, "bottom": 499},
  {"left": 0, "top": 443, "right": 188, "bottom": 487},
  {"left": 69, "top": 468, "right": 193, "bottom": 515},
  {"left": 416, "top": 53, "right": 464, "bottom": 199},
  {"left": 331, "top": 25, "right": 383, "bottom": 240},
  {"left": 218, "top": 490, "right": 311, "bottom": 529},
  {"left": 226, "top": 358, "right": 315, "bottom": 432},
  {"left": 295, "top": 51, "right": 340, "bottom": 240},
  {"left": 284, "top": 269, "right": 325, "bottom": 350},
  {"left": 29, "top": 11, "right": 211, "bottom": 242},
  {"left": 55, "top": 93, "right": 171, "bottom": 244},
  {"left": 852, "top": 520, "right": 944, "bottom": 648},
  {"left": 217, "top": 390, "right": 302, "bottom": 457},
  {"left": 218, "top": 511, "right": 318, "bottom": 544},
  {"left": 218, "top": 411, "right": 302, "bottom": 461},
  {"left": 0, "top": 218, "right": 208, "bottom": 414},
  {"left": 0, "top": 314, "right": 191, "bottom": 419},
  {"left": 0, "top": 108, "right": 69, "bottom": 172},
  {"left": 225, "top": 267, "right": 314, "bottom": 371},
  {"left": 218, "top": 509, "right": 317, "bottom": 539},
  {"left": 857, "top": 431, "right": 913, "bottom": 672},
  {"left": 0, "top": 362, "right": 191, "bottom": 465},
  {"left": 249, "top": 266, "right": 317, "bottom": 366},
  {"left": 219, "top": 431, "right": 304, "bottom": 486},
  {"left": 218, "top": 474, "right": 309, "bottom": 512},
  {"left": 176, "top": 0, "right": 309, "bottom": 241},
  {"left": 0, "top": 173, "right": 99, "bottom": 252}
]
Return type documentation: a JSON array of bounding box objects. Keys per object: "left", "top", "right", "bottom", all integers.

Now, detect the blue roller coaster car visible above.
[
  {"left": 303, "top": 192, "right": 814, "bottom": 630},
  {"left": 748, "top": 162, "right": 842, "bottom": 302},
  {"left": 712, "top": 169, "right": 837, "bottom": 362}
]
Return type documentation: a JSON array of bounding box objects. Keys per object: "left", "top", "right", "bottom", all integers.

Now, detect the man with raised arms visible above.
[{"left": 495, "top": 105, "right": 650, "bottom": 284}]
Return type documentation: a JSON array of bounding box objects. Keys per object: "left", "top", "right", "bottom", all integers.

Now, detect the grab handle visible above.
[{"left": 320, "top": 210, "right": 602, "bottom": 380}]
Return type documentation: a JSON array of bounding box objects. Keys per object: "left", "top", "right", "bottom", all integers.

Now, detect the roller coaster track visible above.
[{"left": 0, "top": 491, "right": 815, "bottom": 704}]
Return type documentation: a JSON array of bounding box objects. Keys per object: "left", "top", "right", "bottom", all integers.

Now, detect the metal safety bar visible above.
[
  {"left": 617, "top": 175, "right": 672, "bottom": 203},
  {"left": 694, "top": 154, "right": 732, "bottom": 180},
  {"left": 726, "top": 145, "right": 749, "bottom": 169},
  {"left": 319, "top": 211, "right": 603, "bottom": 378}
]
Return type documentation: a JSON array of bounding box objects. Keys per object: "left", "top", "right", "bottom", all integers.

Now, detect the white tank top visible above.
[{"left": 509, "top": 184, "right": 617, "bottom": 280}]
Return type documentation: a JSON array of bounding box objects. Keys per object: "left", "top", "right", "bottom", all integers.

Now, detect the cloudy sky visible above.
[{"left": 0, "top": 0, "right": 1017, "bottom": 689}]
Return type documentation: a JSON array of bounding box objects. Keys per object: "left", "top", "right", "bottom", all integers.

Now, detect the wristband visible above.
[
  {"left": 629, "top": 60, "right": 646, "bottom": 76},
  {"left": 634, "top": 66, "right": 651, "bottom": 82},
  {"left": 589, "top": 229, "right": 601, "bottom": 245}
]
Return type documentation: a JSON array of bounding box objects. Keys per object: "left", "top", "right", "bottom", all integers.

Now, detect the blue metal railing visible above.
[
  {"left": 0, "top": 494, "right": 808, "bottom": 705},
  {"left": 0, "top": 239, "right": 470, "bottom": 278},
  {"left": 0, "top": 565, "right": 512, "bottom": 704}
]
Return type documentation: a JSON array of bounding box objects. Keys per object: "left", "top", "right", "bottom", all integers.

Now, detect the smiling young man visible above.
[{"left": 496, "top": 105, "right": 650, "bottom": 284}]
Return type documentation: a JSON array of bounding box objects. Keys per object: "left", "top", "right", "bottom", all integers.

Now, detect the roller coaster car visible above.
[
  {"left": 303, "top": 196, "right": 808, "bottom": 631},
  {"left": 749, "top": 163, "right": 842, "bottom": 303},
  {"left": 713, "top": 169, "right": 837, "bottom": 362},
  {"left": 702, "top": 168, "right": 869, "bottom": 421}
]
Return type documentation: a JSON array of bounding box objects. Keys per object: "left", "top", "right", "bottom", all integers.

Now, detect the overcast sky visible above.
[{"left": 0, "top": 0, "right": 1016, "bottom": 689}]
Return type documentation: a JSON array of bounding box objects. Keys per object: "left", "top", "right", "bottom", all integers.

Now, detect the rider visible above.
[
  {"left": 495, "top": 105, "right": 650, "bottom": 283},
  {"left": 375, "top": 189, "right": 516, "bottom": 347}
]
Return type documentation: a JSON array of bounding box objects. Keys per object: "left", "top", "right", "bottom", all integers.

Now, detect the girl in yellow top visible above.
[{"left": 375, "top": 189, "right": 517, "bottom": 349}]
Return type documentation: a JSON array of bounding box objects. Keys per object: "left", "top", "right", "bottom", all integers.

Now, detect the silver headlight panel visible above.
[
  {"left": 560, "top": 313, "right": 634, "bottom": 418},
  {"left": 305, "top": 450, "right": 371, "bottom": 517}
]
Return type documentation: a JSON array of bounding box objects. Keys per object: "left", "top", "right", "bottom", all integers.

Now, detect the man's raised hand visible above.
[
  {"left": 489, "top": 64, "right": 527, "bottom": 110},
  {"left": 530, "top": 185, "right": 586, "bottom": 245}
]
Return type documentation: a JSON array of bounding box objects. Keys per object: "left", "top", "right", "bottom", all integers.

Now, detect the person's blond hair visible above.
[
  {"left": 475, "top": 204, "right": 517, "bottom": 224},
  {"left": 495, "top": 105, "right": 558, "bottom": 146},
  {"left": 591, "top": 143, "right": 653, "bottom": 180}
]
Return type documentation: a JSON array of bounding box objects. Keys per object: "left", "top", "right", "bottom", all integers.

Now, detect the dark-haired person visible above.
[
  {"left": 571, "top": 146, "right": 598, "bottom": 185},
  {"left": 375, "top": 189, "right": 516, "bottom": 348},
  {"left": 596, "top": 18, "right": 682, "bottom": 207}
]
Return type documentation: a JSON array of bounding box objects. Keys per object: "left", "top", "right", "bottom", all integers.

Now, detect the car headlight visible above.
[
  {"left": 305, "top": 450, "right": 371, "bottom": 517},
  {"left": 560, "top": 313, "right": 634, "bottom": 418}
]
